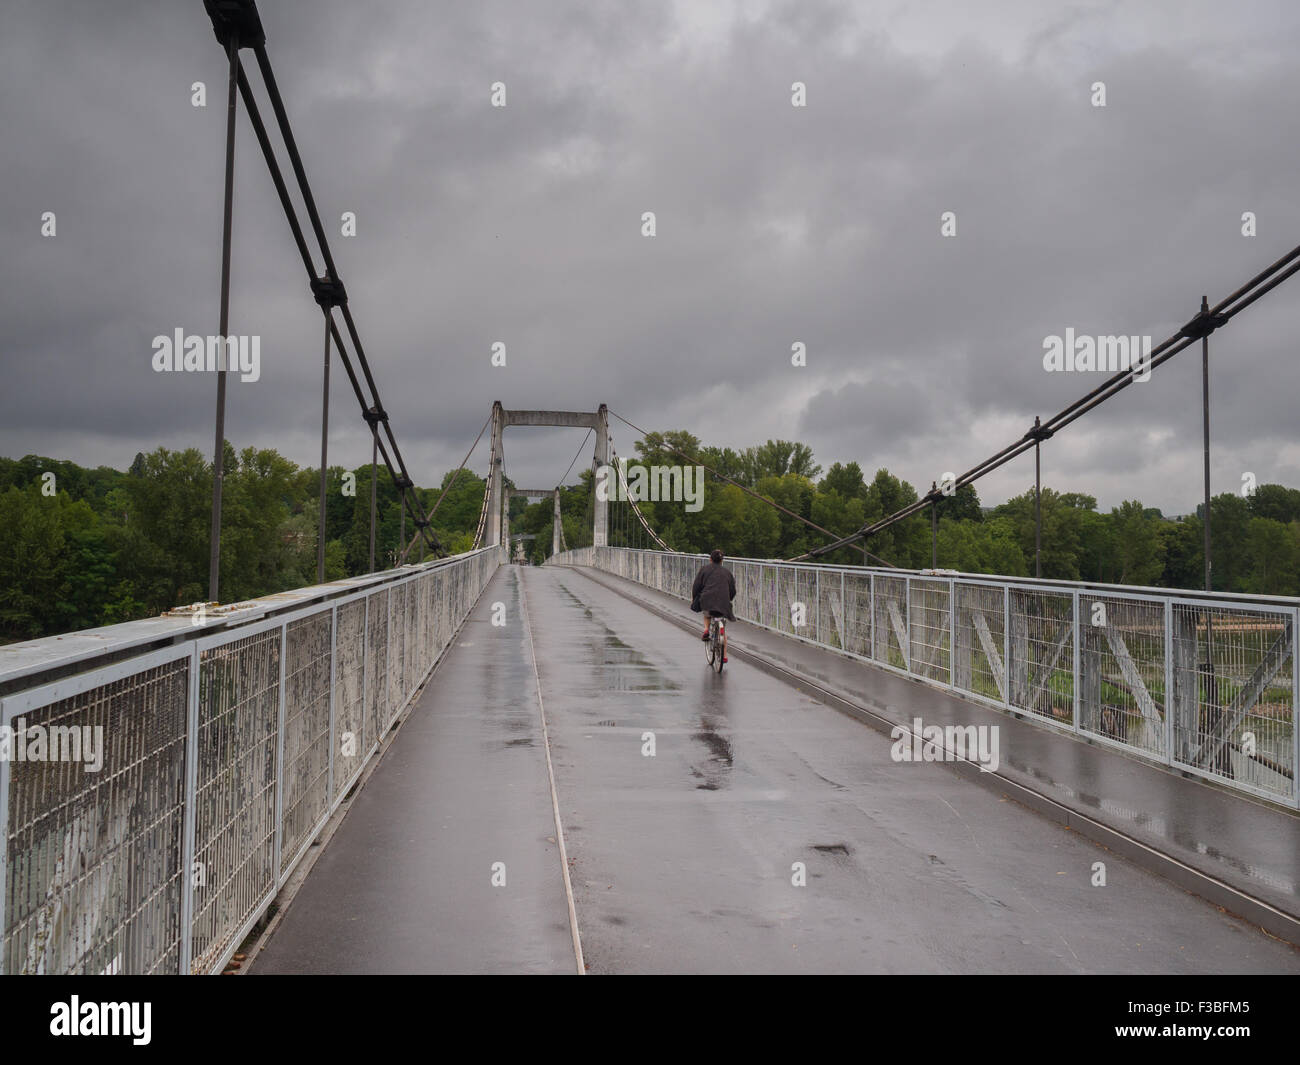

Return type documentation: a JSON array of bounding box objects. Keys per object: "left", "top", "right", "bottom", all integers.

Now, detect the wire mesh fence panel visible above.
[
  {"left": 1078, "top": 594, "right": 1165, "bottom": 756},
  {"left": 549, "top": 548, "right": 1300, "bottom": 808},
  {"left": 955, "top": 583, "right": 1007, "bottom": 704},
  {"left": 909, "top": 579, "right": 951, "bottom": 683},
  {"left": 1169, "top": 602, "right": 1294, "bottom": 801},
  {"left": 793, "top": 569, "right": 818, "bottom": 642},
  {"left": 683, "top": 555, "right": 697, "bottom": 599},
  {"left": 873, "top": 575, "right": 909, "bottom": 670},
  {"left": 333, "top": 599, "right": 367, "bottom": 798},
  {"left": 2, "top": 657, "right": 189, "bottom": 975},
  {"left": 436, "top": 568, "right": 451, "bottom": 657},
  {"left": 1007, "top": 588, "right": 1076, "bottom": 725},
  {"left": 430, "top": 569, "right": 444, "bottom": 666},
  {"left": 191, "top": 627, "right": 280, "bottom": 974},
  {"left": 404, "top": 577, "right": 420, "bottom": 701},
  {"left": 843, "top": 572, "right": 872, "bottom": 658},
  {"left": 279, "top": 611, "right": 333, "bottom": 872},
  {"left": 386, "top": 583, "right": 406, "bottom": 728},
  {"left": 771, "top": 568, "right": 796, "bottom": 636},
  {"left": 733, "top": 562, "right": 762, "bottom": 624},
  {"left": 816, "top": 573, "right": 844, "bottom": 650},
  {"left": 415, "top": 573, "right": 431, "bottom": 681},
  {"left": 0, "top": 548, "right": 500, "bottom": 977},
  {"left": 672, "top": 554, "right": 692, "bottom": 599},
  {"left": 365, "top": 591, "right": 388, "bottom": 757}
]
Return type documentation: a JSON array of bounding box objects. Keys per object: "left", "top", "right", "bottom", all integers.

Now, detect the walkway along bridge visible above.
[
  {"left": 2, "top": 527, "right": 1298, "bottom": 972},
  {"left": 2, "top": 0, "right": 1298, "bottom": 973}
]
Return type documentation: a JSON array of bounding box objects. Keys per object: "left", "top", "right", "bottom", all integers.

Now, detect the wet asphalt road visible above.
[
  {"left": 256, "top": 565, "right": 1300, "bottom": 974},
  {"left": 254, "top": 564, "right": 574, "bottom": 974}
]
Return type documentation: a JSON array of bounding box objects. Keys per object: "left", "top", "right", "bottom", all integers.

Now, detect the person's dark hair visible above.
[{"left": 710, "top": 549, "right": 723, "bottom": 564}]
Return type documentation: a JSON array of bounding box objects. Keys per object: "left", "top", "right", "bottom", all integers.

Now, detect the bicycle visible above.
[{"left": 705, "top": 614, "right": 726, "bottom": 673}]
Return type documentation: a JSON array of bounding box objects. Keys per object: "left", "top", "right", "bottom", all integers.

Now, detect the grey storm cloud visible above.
[{"left": 3, "top": 0, "right": 1299, "bottom": 516}]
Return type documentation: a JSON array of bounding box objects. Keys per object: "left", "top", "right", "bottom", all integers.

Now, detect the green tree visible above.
[
  {"left": 1244, "top": 517, "right": 1299, "bottom": 595},
  {"left": 1111, "top": 500, "right": 1163, "bottom": 585}
]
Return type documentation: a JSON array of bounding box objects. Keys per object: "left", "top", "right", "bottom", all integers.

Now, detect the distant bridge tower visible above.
[{"left": 487, "top": 402, "right": 609, "bottom": 550}]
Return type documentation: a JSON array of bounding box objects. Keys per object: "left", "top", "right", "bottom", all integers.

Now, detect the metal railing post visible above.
[
  {"left": 179, "top": 643, "right": 202, "bottom": 974},
  {"left": 1164, "top": 599, "right": 1174, "bottom": 761},
  {"left": 815, "top": 569, "right": 821, "bottom": 643},
  {"left": 948, "top": 577, "right": 957, "bottom": 688},
  {"left": 361, "top": 593, "right": 370, "bottom": 758},
  {"left": 273, "top": 623, "right": 288, "bottom": 888},
  {"left": 327, "top": 602, "right": 337, "bottom": 804},
  {"left": 1072, "top": 590, "right": 1081, "bottom": 734},
  {"left": 870, "top": 572, "right": 876, "bottom": 662},
  {"left": 905, "top": 575, "right": 912, "bottom": 674},
  {"left": 1003, "top": 584, "right": 1012, "bottom": 710},
  {"left": 1293, "top": 607, "right": 1299, "bottom": 810}
]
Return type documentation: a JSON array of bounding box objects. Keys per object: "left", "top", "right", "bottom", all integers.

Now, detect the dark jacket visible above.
[{"left": 692, "top": 562, "right": 736, "bottom": 620}]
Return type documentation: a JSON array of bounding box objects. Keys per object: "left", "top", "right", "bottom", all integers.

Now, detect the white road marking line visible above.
[{"left": 517, "top": 566, "right": 586, "bottom": 974}]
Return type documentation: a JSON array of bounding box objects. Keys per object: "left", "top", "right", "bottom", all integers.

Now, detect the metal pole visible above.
[
  {"left": 369, "top": 422, "right": 378, "bottom": 573},
  {"left": 400, "top": 496, "right": 405, "bottom": 566},
  {"left": 1201, "top": 295, "right": 1212, "bottom": 592},
  {"left": 931, "top": 483, "right": 938, "bottom": 568},
  {"left": 208, "top": 32, "right": 240, "bottom": 603},
  {"left": 317, "top": 312, "right": 330, "bottom": 584},
  {"left": 1200, "top": 294, "right": 1218, "bottom": 765},
  {"left": 1034, "top": 416, "right": 1042, "bottom": 578}
]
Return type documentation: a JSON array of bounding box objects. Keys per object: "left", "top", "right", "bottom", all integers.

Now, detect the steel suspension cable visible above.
[
  {"left": 397, "top": 413, "right": 492, "bottom": 563},
  {"left": 219, "top": 36, "right": 441, "bottom": 556},
  {"left": 790, "top": 239, "right": 1300, "bottom": 562},
  {"left": 610, "top": 443, "right": 673, "bottom": 551},
  {"left": 472, "top": 428, "right": 497, "bottom": 550}
]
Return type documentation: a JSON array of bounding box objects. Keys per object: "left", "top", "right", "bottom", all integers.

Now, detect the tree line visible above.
[{"left": 2, "top": 433, "right": 1298, "bottom": 642}]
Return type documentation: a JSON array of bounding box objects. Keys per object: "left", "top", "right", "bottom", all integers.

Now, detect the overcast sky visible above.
[{"left": 4, "top": 0, "right": 1300, "bottom": 516}]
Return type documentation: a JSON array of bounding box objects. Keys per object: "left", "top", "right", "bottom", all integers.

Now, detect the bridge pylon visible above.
[{"left": 485, "top": 402, "right": 609, "bottom": 552}]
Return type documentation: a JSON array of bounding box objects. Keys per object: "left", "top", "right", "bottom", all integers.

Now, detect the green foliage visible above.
[
  {"left": 0, "top": 444, "right": 496, "bottom": 643},
  {"left": 6, "top": 434, "right": 1300, "bottom": 644}
]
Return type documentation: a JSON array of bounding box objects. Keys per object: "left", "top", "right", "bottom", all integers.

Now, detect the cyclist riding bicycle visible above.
[{"left": 692, "top": 549, "right": 736, "bottom": 659}]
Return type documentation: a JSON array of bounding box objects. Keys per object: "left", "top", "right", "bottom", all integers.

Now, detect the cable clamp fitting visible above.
[
  {"left": 1179, "top": 309, "right": 1228, "bottom": 341},
  {"left": 1024, "top": 417, "right": 1055, "bottom": 443},
  {"left": 204, "top": 0, "right": 267, "bottom": 49},
  {"left": 310, "top": 275, "right": 348, "bottom": 308}
]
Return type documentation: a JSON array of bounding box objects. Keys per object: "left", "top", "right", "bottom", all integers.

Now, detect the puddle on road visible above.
[
  {"left": 600, "top": 634, "right": 679, "bottom": 692},
  {"left": 691, "top": 714, "right": 734, "bottom": 791},
  {"left": 692, "top": 724, "right": 733, "bottom": 767},
  {"left": 552, "top": 582, "right": 681, "bottom": 694}
]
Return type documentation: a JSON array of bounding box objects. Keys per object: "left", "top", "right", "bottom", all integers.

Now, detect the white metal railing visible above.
[
  {"left": 0, "top": 547, "right": 499, "bottom": 975},
  {"left": 549, "top": 546, "right": 1298, "bottom": 810}
]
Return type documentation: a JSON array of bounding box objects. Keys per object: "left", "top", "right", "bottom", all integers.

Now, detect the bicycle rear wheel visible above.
[
  {"left": 713, "top": 623, "right": 726, "bottom": 673},
  {"left": 705, "top": 618, "right": 717, "bottom": 666}
]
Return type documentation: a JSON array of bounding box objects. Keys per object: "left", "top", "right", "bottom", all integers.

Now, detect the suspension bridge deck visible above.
[{"left": 251, "top": 565, "right": 1300, "bottom": 974}]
